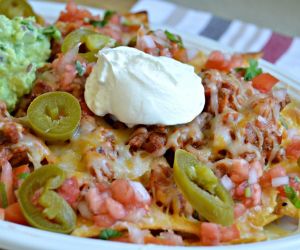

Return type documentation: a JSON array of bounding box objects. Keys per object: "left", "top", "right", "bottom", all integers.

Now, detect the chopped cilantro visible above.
[
  {"left": 0, "top": 182, "right": 8, "bottom": 208},
  {"left": 90, "top": 10, "right": 116, "bottom": 28},
  {"left": 18, "top": 172, "right": 30, "bottom": 180},
  {"left": 164, "top": 30, "right": 184, "bottom": 47},
  {"left": 75, "top": 61, "right": 86, "bottom": 76},
  {"left": 244, "top": 59, "right": 263, "bottom": 81},
  {"left": 284, "top": 185, "right": 300, "bottom": 208},
  {"left": 42, "top": 26, "right": 61, "bottom": 41},
  {"left": 99, "top": 229, "right": 122, "bottom": 240},
  {"left": 89, "top": 20, "right": 104, "bottom": 27}
]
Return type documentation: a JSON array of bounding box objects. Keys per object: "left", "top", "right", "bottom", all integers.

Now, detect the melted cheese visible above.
[{"left": 49, "top": 116, "right": 151, "bottom": 180}]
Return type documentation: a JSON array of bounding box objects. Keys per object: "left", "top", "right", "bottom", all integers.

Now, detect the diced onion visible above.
[
  {"left": 130, "top": 181, "right": 151, "bottom": 203},
  {"left": 248, "top": 167, "right": 258, "bottom": 184},
  {"left": 221, "top": 175, "right": 235, "bottom": 190},
  {"left": 271, "top": 176, "right": 289, "bottom": 187},
  {"left": 272, "top": 88, "right": 287, "bottom": 102},
  {"left": 140, "top": 35, "right": 156, "bottom": 48}
]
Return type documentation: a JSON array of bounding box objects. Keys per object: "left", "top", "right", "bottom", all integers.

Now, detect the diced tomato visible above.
[
  {"left": 205, "top": 51, "right": 227, "bottom": 71},
  {"left": 230, "top": 159, "right": 249, "bottom": 184},
  {"left": 234, "top": 181, "right": 248, "bottom": 197},
  {"left": 228, "top": 54, "right": 244, "bottom": 69},
  {"left": 58, "top": 1, "right": 93, "bottom": 23},
  {"left": 111, "top": 179, "right": 135, "bottom": 205},
  {"left": 243, "top": 183, "right": 262, "bottom": 207},
  {"left": 205, "top": 51, "right": 244, "bottom": 72},
  {"left": 260, "top": 166, "right": 286, "bottom": 187},
  {"left": 58, "top": 177, "right": 80, "bottom": 206},
  {"left": 277, "top": 186, "right": 286, "bottom": 197},
  {"left": 286, "top": 137, "right": 300, "bottom": 160},
  {"left": 5, "top": 203, "right": 27, "bottom": 225},
  {"left": 171, "top": 46, "right": 188, "bottom": 63},
  {"left": 12, "top": 165, "right": 30, "bottom": 188},
  {"left": 234, "top": 203, "right": 246, "bottom": 218},
  {"left": 93, "top": 214, "right": 115, "bottom": 227},
  {"left": 220, "top": 224, "right": 240, "bottom": 242},
  {"left": 200, "top": 222, "right": 221, "bottom": 246},
  {"left": 200, "top": 223, "right": 240, "bottom": 246},
  {"left": 105, "top": 197, "right": 126, "bottom": 220},
  {"left": 252, "top": 73, "right": 279, "bottom": 93}
]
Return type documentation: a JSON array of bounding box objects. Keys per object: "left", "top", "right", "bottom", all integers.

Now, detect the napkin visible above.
[{"left": 131, "top": 0, "right": 300, "bottom": 81}]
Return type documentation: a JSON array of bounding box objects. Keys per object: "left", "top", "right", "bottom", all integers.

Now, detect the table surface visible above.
[{"left": 45, "top": 0, "right": 299, "bottom": 37}]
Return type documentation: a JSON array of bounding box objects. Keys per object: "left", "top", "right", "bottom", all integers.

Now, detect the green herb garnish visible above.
[
  {"left": 0, "top": 182, "right": 8, "bottom": 208},
  {"left": 42, "top": 25, "right": 61, "bottom": 41},
  {"left": 18, "top": 172, "right": 30, "bottom": 180},
  {"left": 164, "top": 30, "right": 184, "bottom": 47},
  {"left": 99, "top": 229, "right": 122, "bottom": 240},
  {"left": 90, "top": 10, "right": 116, "bottom": 28},
  {"left": 75, "top": 61, "right": 86, "bottom": 76},
  {"left": 284, "top": 185, "right": 300, "bottom": 208},
  {"left": 244, "top": 59, "right": 263, "bottom": 81}
]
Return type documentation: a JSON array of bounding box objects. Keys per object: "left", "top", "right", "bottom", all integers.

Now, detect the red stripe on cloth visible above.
[{"left": 262, "top": 32, "right": 293, "bottom": 63}]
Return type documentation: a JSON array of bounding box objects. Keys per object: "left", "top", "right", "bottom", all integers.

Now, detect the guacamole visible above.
[{"left": 0, "top": 15, "right": 50, "bottom": 111}]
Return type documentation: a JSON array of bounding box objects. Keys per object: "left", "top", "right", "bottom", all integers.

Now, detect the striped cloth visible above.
[{"left": 131, "top": 0, "right": 300, "bottom": 81}]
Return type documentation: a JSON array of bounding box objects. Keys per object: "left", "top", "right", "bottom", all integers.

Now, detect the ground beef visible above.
[{"left": 0, "top": 122, "right": 20, "bottom": 145}]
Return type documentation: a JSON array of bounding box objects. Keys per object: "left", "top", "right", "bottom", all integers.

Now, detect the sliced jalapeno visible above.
[
  {"left": 27, "top": 91, "right": 81, "bottom": 141},
  {"left": 0, "top": 0, "right": 44, "bottom": 24},
  {"left": 61, "top": 28, "right": 95, "bottom": 54},
  {"left": 173, "top": 149, "right": 234, "bottom": 226},
  {"left": 18, "top": 164, "right": 76, "bottom": 234},
  {"left": 61, "top": 28, "right": 116, "bottom": 61}
]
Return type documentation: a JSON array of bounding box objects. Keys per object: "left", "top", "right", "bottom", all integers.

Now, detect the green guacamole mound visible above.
[{"left": 0, "top": 15, "right": 51, "bottom": 111}]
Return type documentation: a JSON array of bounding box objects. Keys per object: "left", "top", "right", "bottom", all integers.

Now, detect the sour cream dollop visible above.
[{"left": 84, "top": 46, "right": 205, "bottom": 127}]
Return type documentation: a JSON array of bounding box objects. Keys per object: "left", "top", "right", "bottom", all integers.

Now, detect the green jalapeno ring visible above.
[
  {"left": 61, "top": 28, "right": 95, "bottom": 54},
  {"left": 0, "top": 0, "right": 44, "bottom": 24},
  {"left": 27, "top": 91, "right": 81, "bottom": 141},
  {"left": 18, "top": 164, "right": 76, "bottom": 234},
  {"left": 173, "top": 149, "right": 234, "bottom": 226},
  {"left": 61, "top": 28, "right": 116, "bottom": 62}
]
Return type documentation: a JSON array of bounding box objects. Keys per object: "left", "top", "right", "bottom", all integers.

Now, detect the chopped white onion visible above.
[
  {"left": 140, "top": 35, "right": 156, "bottom": 48},
  {"left": 77, "top": 201, "right": 93, "bottom": 220},
  {"left": 248, "top": 167, "right": 258, "bottom": 184},
  {"left": 271, "top": 176, "right": 289, "bottom": 187},
  {"left": 221, "top": 175, "right": 235, "bottom": 190},
  {"left": 272, "top": 88, "right": 287, "bottom": 102},
  {"left": 130, "top": 181, "right": 151, "bottom": 203}
]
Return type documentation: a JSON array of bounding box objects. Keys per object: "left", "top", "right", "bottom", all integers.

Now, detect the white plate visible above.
[{"left": 0, "top": 1, "right": 299, "bottom": 250}]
